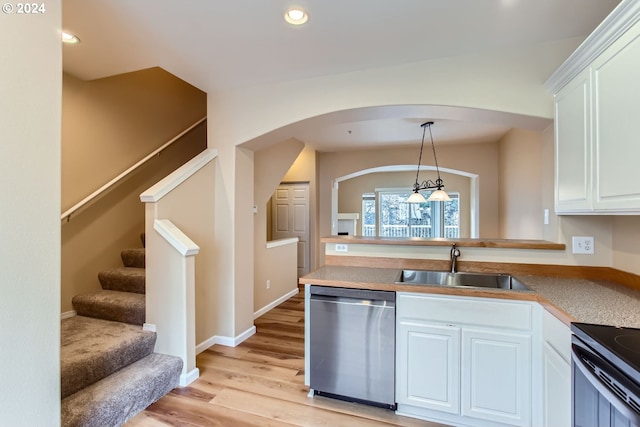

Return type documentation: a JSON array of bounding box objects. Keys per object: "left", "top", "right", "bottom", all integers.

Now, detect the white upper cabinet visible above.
[
  {"left": 547, "top": 1, "right": 640, "bottom": 214},
  {"left": 592, "top": 21, "right": 640, "bottom": 210},
  {"left": 554, "top": 68, "right": 592, "bottom": 212}
]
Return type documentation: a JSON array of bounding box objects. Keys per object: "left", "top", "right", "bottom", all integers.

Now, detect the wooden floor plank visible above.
[
  {"left": 239, "top": 335, "right": 305, "bottom": 358},
  {"left": 206, "top": 346, "right": 304, "bottom": 371},
  {"left": 197, "top": 352, "right": 301, "bottom": 382},
  {"left": 255, "top": 312, "right": 305, "bottom": 324},
  {"left": 126, "top": 292, "right": 447, "bottom": 427},
  {"left": 198, "top": 367, "right": 436, "bottom": 427},
  {"left": 144, "top": 392, "right": 296, "bottom": 427},
  {"left": 211, "top": 388, "right": 402, "bottom": 427}
]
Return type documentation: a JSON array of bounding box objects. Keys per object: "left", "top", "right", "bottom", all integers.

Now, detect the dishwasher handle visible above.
[{"left": 309, "top": 285, "right": 395, "bottom": 302}]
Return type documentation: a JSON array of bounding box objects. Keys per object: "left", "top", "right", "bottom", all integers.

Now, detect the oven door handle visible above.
[{"left": 572, "top": 343, "right": 640, "bottom": 424}]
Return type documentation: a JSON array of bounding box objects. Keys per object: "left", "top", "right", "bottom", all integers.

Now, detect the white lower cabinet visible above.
[
  {"left": 541, "top": 310, "right": 571, "bottom": 427},
  {"left": 461, "top": 328, "right": 531, "bottom": 426},
  {"left": 396, "top": 292, "right": 535, "bottom": 427},
  {"left": 396, "top": 321, "right": 460, "bottom": 414}
]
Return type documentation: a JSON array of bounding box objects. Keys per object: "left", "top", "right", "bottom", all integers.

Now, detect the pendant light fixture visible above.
[{"left": 407, "top": 121, "right": 451, "bottom": 203}]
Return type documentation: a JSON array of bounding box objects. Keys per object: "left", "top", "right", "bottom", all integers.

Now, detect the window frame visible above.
[{"left": 362, "top": 188, "right": 460, "bottom": 238}]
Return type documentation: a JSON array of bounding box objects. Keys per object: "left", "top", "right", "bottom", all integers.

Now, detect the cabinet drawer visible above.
[{"left": 397, "top": 293, "right": 532, "bottom": 331}]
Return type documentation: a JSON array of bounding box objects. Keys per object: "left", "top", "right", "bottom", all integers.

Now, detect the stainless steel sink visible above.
[{"left": 397, "top": 270, "right": 531, "bottom": 291}]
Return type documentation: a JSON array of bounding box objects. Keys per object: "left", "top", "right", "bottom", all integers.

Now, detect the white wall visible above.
[{"left": 0, "top": 5, "right": 62, "bottom": 425}]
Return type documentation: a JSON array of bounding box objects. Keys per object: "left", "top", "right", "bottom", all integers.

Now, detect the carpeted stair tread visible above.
[
  {"left": 61, "top": 316, "right": 156, "bottom": 399},
  {"left": 72, "top": 290, "right": 145, "bottom": 325},
  {"left": 121, "top": 248, "right": 145, "bottom": 268},
  {"left": 98, "top": 267, "right": 145, "bottom": 294},
  {"left": 61, "top": 352, "right": 183, "bottom": 427}
]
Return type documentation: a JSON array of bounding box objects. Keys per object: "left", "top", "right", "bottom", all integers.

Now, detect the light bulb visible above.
[{"left": 284, "top": 8, "right": 308, "bottom": 25}]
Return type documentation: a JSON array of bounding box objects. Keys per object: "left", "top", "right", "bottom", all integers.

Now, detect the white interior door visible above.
[{"left": 271, "top": 183, "right": 310, "bottom": 277}]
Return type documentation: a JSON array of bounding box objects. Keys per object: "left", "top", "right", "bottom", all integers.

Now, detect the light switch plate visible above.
[{"left": 572, "top": 236, "right": 594, "bottom": 254}]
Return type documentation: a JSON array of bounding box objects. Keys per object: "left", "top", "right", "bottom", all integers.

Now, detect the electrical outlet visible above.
[
  {"left": 335, "top": 244, "right": 348, "bottom": 252},
  {"left": 572, "top": 236, "right": 594, "bottom": 254},
  {"left": 266, "top": 279, "right": 270, "bottom": 289}
]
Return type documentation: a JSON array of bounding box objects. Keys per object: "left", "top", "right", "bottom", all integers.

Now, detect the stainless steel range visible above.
[{"left": 571, "top": 322, "right": 640, "bottom": 427}]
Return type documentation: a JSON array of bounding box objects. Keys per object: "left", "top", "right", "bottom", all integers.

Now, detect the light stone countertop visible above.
[
  {"left": 517, "top": 275, "right": 640, "bottom": 328},
  {"left": 300, "top": 266, "right": 640, "bottom": 328}
]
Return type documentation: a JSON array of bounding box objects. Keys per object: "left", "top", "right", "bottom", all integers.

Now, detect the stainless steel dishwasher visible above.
[{"left": 309, "top": 285, "right": 396, "bottom": 409}]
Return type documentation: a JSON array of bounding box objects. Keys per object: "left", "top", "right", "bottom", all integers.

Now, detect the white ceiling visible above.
[{"left": 62, "top": 0, "right": 620, "bottom": 151}]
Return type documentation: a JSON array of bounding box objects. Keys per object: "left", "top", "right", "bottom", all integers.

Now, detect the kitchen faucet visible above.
[{"left": 450, "top": 243, "right": 461, "bottom": 273}]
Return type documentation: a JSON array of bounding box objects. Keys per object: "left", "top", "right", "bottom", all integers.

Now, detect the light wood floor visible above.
[{"left": 126, "top": 290, "right": 446, "bottom": 427}]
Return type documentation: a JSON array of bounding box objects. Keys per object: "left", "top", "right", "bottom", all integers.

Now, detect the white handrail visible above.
[
  {"left": 61, "top": 116, "right": 206, "bottom": 222},
  {"left": 140, "top": 148, "right": 217, "bottom": 203},
  {"left": 154, "top": 219, "right": 200, "bottom": 256}
]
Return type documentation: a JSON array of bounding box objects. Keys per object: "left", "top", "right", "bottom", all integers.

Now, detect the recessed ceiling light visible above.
[
  {"left": 61, "top": 31, "right": 80, "bottom": 44},
  {"left": 284, "top": 8, "right": 308, "bottom": 25}
]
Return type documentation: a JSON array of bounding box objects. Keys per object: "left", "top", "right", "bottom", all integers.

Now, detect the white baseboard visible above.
[
  {"left": 179, "top": 367, "right": 200, "bottom": 387},
  {"left": 61, "top": 310, "right": 77, "bottom": 320},
  {"left": 228, "top": 325, "right": 256, "bottom": 346},
  {"left": 195, "top": 335, "right": 218, "bottom": 354},
  {"left": 193, "top": 289, "right": 300, "bottom": 354},
  {"left": 253, "top": 287, "right": 299, "bottom": 319},
  {"left": 195, "top": 325, "right": 257, "bottom": 354}
]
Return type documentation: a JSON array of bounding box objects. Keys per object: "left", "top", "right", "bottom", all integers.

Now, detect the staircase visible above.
[{"left": 61, "top": 238, "right": 182, "bottom": 427}]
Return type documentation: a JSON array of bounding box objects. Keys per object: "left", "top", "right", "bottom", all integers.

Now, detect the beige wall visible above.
[
  {"left": 206, "top": 38, "right": 614, "bottom": 342},
  {"left": 254, "top": 139, "right": 305, "bottom": 313},
  {"left": 338, "top": 170, "right": 472, "bottom": 238},
  {"left": 540, "top": 125, "right": 558, "bottom": 243},
  {"left": 62, "top": 68, "right": 206, "bottom": 211},
  {"left": 0, "top": 4, "right": 62, "bottom": 424},
  {"left": 327, "top": 121, "right": 622, "bottom": 269},
  {"left": 612, "top": 216, "right": 640, "bottom": 276},
  {"left": 254, "top": 139, "right": 306, "bottom": 205},
  {"left": 149, "top": 161, "right": 217, "bottom": 344},
  {"left": 318, "top": 142, "right": 500, "bottom": 247},
  {"left": 61, "top": 123, "right": 207, "bottom": 313},
  {"left": 234, "top": 146, "right": 256, "bottom": 336},
  {"left": 60, "top": 68, "right": 206, "bottom": 313},
  {"left": 498, "top": 128, "right": 543, "bottom": 239}
]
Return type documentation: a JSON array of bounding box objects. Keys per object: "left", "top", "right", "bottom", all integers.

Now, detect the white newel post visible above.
[{"left": 143, "top": 207, "right": 200, "bottom": 386}]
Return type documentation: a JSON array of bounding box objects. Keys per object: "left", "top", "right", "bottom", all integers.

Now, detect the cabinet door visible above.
[
  {"left": 592, "top": 21, "right": 640, "bottom": 211},
  {"left": 554, "top": 67, "right": 592, "bottom": 213},
  {"left": 461, "top": 328, "right": 531, "bottom": 427},
  {"left": 542, "top": 342, "right": 571, "bottom": 427},
  {"left": 542, "top": 311, "right": 571, "bottom": 427},
  {"left": 396, "top": 320, "right": 460, "bottom": 414}
]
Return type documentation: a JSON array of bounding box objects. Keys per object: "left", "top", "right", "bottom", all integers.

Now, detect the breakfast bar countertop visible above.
[{"left": 300, "top": 265, "right": 640, "bottom": 329}]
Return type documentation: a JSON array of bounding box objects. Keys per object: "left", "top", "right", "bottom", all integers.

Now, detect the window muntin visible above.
[{"left": 362, "top": 193, "right": 376, "bottom": 236}]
